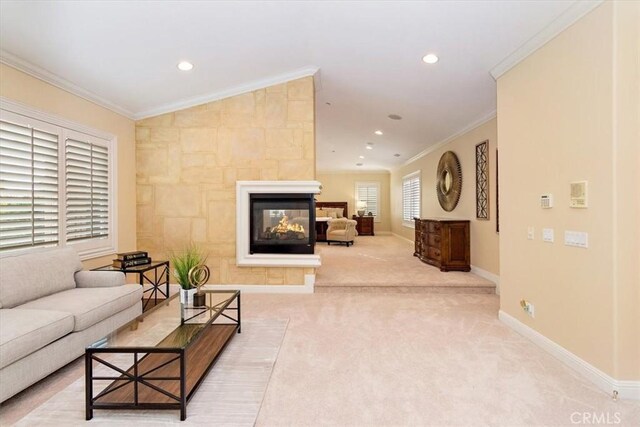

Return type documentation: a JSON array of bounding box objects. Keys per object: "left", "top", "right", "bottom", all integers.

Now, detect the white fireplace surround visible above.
[{"left": 236, "top": 181, "right": 322, "bottom": 267}]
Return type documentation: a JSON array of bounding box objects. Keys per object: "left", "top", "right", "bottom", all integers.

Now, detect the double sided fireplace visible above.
[{"left": 249, "top": 193, "right": 315, "bottom": 255}]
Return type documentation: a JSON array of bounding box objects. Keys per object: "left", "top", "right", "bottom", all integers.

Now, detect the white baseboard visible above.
[
  {"left": 375, "top": 231, "right": 392, "bottom": 235},
  {"left": 470, "top": 265, "right": 500, "bottom": 295},
  {"left": 186, "top": 274, "right": 315, "bottom": 294},
  {"left": 391, "top": 233, "right": 414, "bottom": 245},
  {"left": 499, "top": 310, "right": 640, "bottom": 400}
]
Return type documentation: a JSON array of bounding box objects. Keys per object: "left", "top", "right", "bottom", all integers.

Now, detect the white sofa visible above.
[{"left": 0, "top": 247, "right": 143, "bottom": 402}]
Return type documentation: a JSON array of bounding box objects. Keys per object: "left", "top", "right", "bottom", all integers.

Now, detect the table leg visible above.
[
  {"left": 180, "top": 351, "right": 187, "bottom": 420},
  {"left": 85, "top": 351, "right": 93, "bottom": 420},
  {"left": 237, "top": 292, "right": 242, "bottom": 334}
]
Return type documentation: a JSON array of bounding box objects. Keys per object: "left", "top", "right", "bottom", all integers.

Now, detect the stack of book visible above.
[{"left": 112, "top": 251, "right": 151, "bottom": 269}]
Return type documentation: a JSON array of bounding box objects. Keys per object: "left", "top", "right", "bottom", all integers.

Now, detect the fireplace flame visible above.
[{"left": 272, "top": 215, "right": 305, "bottom": 234}]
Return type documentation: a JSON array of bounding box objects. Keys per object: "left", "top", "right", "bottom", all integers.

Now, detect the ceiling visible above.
[{"left": 0, "top": 1, "right": 586, "bottom": 171}]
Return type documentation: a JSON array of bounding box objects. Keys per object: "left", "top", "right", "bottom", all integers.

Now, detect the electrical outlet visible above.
[
  {"left": 527, "top": 227, "right": 535, "bottom": 240},
  {"left": 520, "top": 299, "right": 535, "bottom": 318}
]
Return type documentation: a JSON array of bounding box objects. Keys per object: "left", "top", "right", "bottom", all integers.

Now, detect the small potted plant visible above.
[{"left": 170, "top": 244, "right": 207, "bottom": 304}]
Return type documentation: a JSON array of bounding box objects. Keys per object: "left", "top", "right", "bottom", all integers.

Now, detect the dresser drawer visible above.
[
  {"left": 428, "top": 233, "right": 441, "bottom": 247},
  {"left": 428, "top": 221, "right": 441, "bottom": 233},
  {"left": 428, "top": 247, "right": 441, "bottom": 261}
]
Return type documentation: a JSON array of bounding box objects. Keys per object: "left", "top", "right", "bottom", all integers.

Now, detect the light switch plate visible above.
[
  {"left": 565, "top": 230, "right": 589, "bottom": 248},
  {"left": 527, "top": 227, "right": 535, "bottom": 240},
  {"left": 542, "top": 228, "right": 554, "bottom": 242}
]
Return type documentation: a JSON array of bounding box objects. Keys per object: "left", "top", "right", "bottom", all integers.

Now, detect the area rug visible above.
[{"left": 16, "top": 319, "right": 288, "bottom": 426}]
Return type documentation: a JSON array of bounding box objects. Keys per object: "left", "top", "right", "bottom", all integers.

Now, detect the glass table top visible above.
[{"left": 88, "top": 290, "right": 239, "bottom": 351}]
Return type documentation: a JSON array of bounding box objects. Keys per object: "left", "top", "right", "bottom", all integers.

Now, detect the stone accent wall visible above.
[{"left": 135, "top": 77, "right": 315, "bottom": 285}]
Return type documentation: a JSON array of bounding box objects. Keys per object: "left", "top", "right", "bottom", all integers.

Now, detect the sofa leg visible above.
[{"left": 130, "top": 319, "right": 140, "bottom": 331}]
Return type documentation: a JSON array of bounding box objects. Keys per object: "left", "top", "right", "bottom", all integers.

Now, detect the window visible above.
[
  {"left": 402, "top": 171, "right": 420, "bottom": 226},
  {"left": 0, "top": 118, "right": 59, "bottom": 250},
  {"left": 65, "top": 134, "right": 110, "bottom": 242},
  {"left": 0, "top": 103, "right": 116, "bottom": 258},
  {"left": 355, "top": 182, "right": 380, "bottom": 221}
]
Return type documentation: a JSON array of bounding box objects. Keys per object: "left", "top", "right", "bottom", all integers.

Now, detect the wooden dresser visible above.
[
  {"left": 352, "top": 215, "right": 374, "bottom": 236},
  {"left": 413, "top": 218, "right": 470, "bottom": 272}
]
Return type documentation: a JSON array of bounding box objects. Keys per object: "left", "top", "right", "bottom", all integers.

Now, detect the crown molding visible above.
[
  {"left": 400, "top": 109, "right": 497, "bottom": 168},
  {"left": 135, "top": 66, "right": 319, "bottom": 119},
  {"left": 0, "top": 50, "right": 136, "bottom": 119},
  {"left": 1, "top": 50, "right": 319, "bottom": 121},
  {"left": 490, "top": 0, "right": 604, "bottom": 80}
]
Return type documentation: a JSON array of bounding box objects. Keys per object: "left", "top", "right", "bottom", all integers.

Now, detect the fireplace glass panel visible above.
[{"left": 250, "top": 194, "right": 315, "bottom": 254}]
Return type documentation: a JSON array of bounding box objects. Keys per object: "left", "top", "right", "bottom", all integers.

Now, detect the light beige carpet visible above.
[
  {"left": 244, "top": 293, "right": 640, "bottom": 426},
  {"left": 15, "top": 319, "right": 288, "bottom": 426},
  {"left": 316, "top": 235, "right": 495, "bottom": 293}
]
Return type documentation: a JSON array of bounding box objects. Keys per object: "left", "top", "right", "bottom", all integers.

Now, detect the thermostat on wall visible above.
[
  {"left": 570, "top": 181, "right": 588, "bottom": 208},
  {"left": 540, "top": 194, "right": 553, "bottom": 209}
]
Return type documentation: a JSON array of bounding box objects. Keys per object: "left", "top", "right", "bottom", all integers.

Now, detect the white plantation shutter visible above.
[
  {"left": 65, "top": 136, "right": 109, "bottom": 242},
  {"left": 402, "top": 172, "right": 420, "bottom": 223},
  {"left": 1, "top": 103, "right": 115, "bottom": 257},
  {"left": 0, "top": 116, "right": 59, "bottom": 250},
  {"left": 355, "top": 182, "right": 379, "bottom": 218}
]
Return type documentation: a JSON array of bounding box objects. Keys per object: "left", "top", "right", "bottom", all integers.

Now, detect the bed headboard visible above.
[{"left": 315, "top": 201, "right": 348, "bottom": 218}]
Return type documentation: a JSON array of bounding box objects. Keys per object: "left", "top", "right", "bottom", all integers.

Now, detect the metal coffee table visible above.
[{"left": 85, "top": 290, "right": 240, "bottom": 420}]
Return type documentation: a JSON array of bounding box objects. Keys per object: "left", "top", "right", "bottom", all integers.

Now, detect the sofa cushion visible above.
[
  {"left": 0, "top": 247, "right": 82, "bottom": 308},
  {"left": 16, "top": 285, "right": 142, "bottom": 332},
  {"left": 0, "top": 309, "right": 74, "bottom": 369}
]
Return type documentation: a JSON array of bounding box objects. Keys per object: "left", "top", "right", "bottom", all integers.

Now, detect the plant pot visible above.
[
  {"left": 180, "top": 288, "right": 197, "bottom": 304},
  {"left": 193, "top": 292, "right": 206, "bottom": 307}
]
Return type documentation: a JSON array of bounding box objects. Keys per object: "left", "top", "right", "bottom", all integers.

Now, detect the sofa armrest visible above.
[{"left": 75, "top": 270, "right": 126, "bottom": 288}]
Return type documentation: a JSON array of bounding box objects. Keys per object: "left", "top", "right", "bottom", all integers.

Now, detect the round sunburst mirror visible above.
[{"left": 436, "top": 151, "right": 462, "bottom": 212}]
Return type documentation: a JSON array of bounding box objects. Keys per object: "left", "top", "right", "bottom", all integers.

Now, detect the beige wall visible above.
[
  {"left": 0, "top": 64, "right": 137, "bottom": 270},
  {"left": 390, "top": 119, "right": 500, "bottom": 276},
  {"left": 497, "top": 1, "right": 639, "bottom": 380},
  {"left": 613, "top": 0, "right": 640, "bottom": 382},
  {"left": 316, "top": 171, "right": 391, "bottom": 232},
  {"left": 136, "top": 77, "right": 316, "bottom": 285}
]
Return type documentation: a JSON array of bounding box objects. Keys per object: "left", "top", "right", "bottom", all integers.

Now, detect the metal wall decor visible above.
[
  {"left": 475, "top": 140, "right": 489, "bottom": 219},
  {"left": 436, "top": 151, "right": 462, "bottom": 212}
]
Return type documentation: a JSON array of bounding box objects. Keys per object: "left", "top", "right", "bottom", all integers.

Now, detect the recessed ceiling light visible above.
[
  {"left": 374, "top": 130, "right": 383, "bottom": 135},
  {"left": 177, "top": 61, "right": 194, "bottom": 71},
  {"left": 422, "top": 54, "right": 439, "bottom": 64},
  {"left": 325, "top": 102, "right": 332, "bottom": 106},
  {"left": 359, "top": 155, "right": 365, "bottom": 159},
  {"left": 356, "top": 163, "right": 363, "bottom": 166},
  {"left": 366, "top": 146, "right": 373, "bottom": 150},
  {"left": 394, "top": 153, "right": 401, "bottom": 157},
  {"left": 388, "top": 114, "right": 402, "bottom": 120}
]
